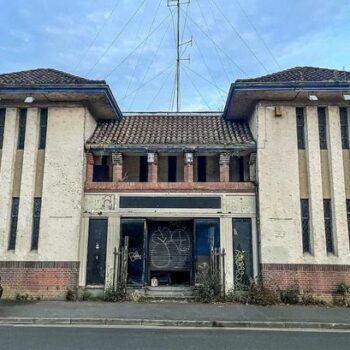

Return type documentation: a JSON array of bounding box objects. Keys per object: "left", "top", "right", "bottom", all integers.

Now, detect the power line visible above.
[
  {"left": 146, "top": 67, "right": 174, "bottom": 110},
  {"left": 183, "top": 68, "right": 211, "bottom": 110},
  {"left": 183, "top": 64, "right": 226, "bottom": 94},
  {"left": 128, "top": 20, "right": 172, "bottom": 110},
  {"left": 104, "top": 13, "right": 171, "bottom": 79},
  {"left": 118, "top": 64, "right": 174, "bottom": 102},
  {"left": 122, "top": 0, "right": 163, "bottom": 100},
  {"left": 73, "top": 0, "right": 121, "bottom": 72},
  {"left": 233, "top": 0, "right": 281, "bottom": 70},
  {"left": 86, "top": 0, "right": 148, "bottom": 76},
  {"left": 209, "top": 0, "right": 270, "bottom": 74},
  {"left": 187, "top": 14, "right": 248, "bottom": 77}
]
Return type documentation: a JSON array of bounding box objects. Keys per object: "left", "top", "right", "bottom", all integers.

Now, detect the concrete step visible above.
[{"left": 145, "top": 286, "right": 193, "bottom": 298}]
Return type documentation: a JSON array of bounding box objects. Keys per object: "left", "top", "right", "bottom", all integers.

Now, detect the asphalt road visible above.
[{"left": 1, "top": 325, "right": 350, "bottom": 350}]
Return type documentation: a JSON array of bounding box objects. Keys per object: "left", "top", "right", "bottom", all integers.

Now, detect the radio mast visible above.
[{"left": 167, "top": 0, "right": 191, "bottom": 112}]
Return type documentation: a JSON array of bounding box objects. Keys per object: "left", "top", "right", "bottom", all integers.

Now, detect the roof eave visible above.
[
  {"left": 223, "top": 81, "right": 350, "bottom": 119},
  {"left": 85, "top": 143, "right": 256, "bottom": 153},
  {"left": 0, "top": 83, "right": 122, "bottom": 119}
]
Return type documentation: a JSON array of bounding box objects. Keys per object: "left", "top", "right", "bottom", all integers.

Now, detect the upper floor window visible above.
[
  {"left": 17, "top": 108, "right": 27, "bottom": 150},
  {"left": 340, "top": 107, "right": 349, "bottom": 149},
  {"left": 296, "top": 107, "right": 305, "bottom": 149},
  {"left": 0, "top": 108, "right": 5, "bottom": 149},
  {"left": 197, "top": 156, "right": 207, "bottom": 182},
  {"left": 318, "top": 107, "right": 327, "bottom": 149},
  {"left": 139, "top": 156, "right": 148, "bottom": 182},
  {"left": 93, "top": 155, "right": 112, "bottom": 182},
  {"left": 168, "top": 156, "right": 177, "bottom": 182},
  {"left": 39, "top": 108, "right": 48, "bottom": 149}
]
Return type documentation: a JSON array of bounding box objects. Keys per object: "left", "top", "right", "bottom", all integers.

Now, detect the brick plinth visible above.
[
  {"left": 0, "top": 261, "right": 79, "bottom": 300},
  {"left": 85, "top": 181, "right": 255, "bottom": 193},
  {"left": 262, "top": 263, "right": 350, "bottom": 295}
]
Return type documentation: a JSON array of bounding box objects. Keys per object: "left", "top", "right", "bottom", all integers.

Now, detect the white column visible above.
[
  {"left": 105, "top": 216, "right": 118, "bottom": 288},
  {"left": 0, "top": 108, "right": 17, "bottom": 255},
  {"left": 78, "top": 217, "right": 89, "bottom": 286},
  {"left": 220, "top": 216, "right": 233, "bottom": 291},
  {"left": 327, "top": 106, "right": 349, "bottom": 256},
  {"left": 305, "top": 106, "right": 327, "bottom": 258},
  {"left": 16, "top": 108, "right": 39, "bottom": 256}
]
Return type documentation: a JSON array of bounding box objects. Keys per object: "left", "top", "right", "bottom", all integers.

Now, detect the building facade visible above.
[{"left": 0, "top": 66, "right": 349, "bottom": 299}]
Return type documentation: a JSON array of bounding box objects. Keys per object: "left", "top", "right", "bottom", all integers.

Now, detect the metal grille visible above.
[
  {"left": 340, "top": 107, "right": 349, "bottom": 149},
  {"left": 296, "top": 107, "right": 305, "bottom": 149},
  {"left": 39, "top": 109, "right": 48, "bottom": 149},
  {"left": 31, "top": 198, "right": 42, "bottom": 250},
  {"left": 318, "top": 107, "right": 327, "bottom": 149},
  {"left": 323, "top": 199, "right": 334, "bottom": 254},
  {"left": 0, "top": 108, "right": 5, "bottom": 149},
  {"left": 17, "top": 109, "right": 27, "bottom": 150},
  {"left": 149, "top": 221, "right": 192, "bottom": 271},
  {"left": 8, "top": 198, "right": 20, "bottom": 250},
  {"left": 300, "top": 199, "right": 311, "bottom": 253}
]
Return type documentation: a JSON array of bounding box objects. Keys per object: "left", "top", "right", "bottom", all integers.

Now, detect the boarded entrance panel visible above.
[
  {"left": 148, "top": 221, "right": 193, "bottom": 272},
  {"left": 86, "top": 219, "right": 107, "bottom": 285}
]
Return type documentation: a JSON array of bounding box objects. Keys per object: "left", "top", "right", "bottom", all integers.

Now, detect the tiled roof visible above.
[
  {"left": 0, "top": 68, "right": 105, "bottom": 85},
  {"left": 87, "top": 112, "right": 255, "bottom": 147},
  {"left": 236, "top": 66, "right": 350, "bottom": 83}
]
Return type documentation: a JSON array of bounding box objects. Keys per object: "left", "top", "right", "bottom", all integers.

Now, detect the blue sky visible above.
[{"left": 1, "top": 0, "right": 350, "bottom": 111}]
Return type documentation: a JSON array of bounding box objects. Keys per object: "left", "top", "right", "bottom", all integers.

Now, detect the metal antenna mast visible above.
[{"left": 168, "top": 0, "right": 191, "bottom": 112}]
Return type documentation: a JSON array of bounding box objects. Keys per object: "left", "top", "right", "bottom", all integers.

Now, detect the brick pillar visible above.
[
  {"left": 112, "top": 152, "right": 123, "bottom": 182},
  {"left": 147, "top": 153, "right": 158, "bottom": 183},
  {"left": 184, "top": 153, "right": 194, "bottom": 182},
  {"left": 86, "top": 152, "right": 94, "bottom": 182},
  {"left": 219, "top": 153, "right": 230, "bottom": 182}
]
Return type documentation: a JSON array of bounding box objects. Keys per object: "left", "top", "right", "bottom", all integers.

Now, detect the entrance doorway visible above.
[
  {"left": 86, "top": 219, "right": 108, "bottom": 285},
  {"left": 148, "top": 220, "right": 193, "bottom": 286}
]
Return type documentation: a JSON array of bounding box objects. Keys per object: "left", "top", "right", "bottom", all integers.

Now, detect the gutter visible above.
[
  {"left": 0, "top": 84, "right": 122, "bottom": 119},
  {"left": 223, "top": 81, "right": 350, "bottom": 118},
  {"left": 85, "top": 143, "right": 257, "bottom": 153}
]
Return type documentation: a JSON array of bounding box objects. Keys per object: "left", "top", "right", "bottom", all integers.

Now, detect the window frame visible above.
[
  {"left": 197, "top": 156, "right": 207, "bottom": 182},
  {"left": 318, "top": 107, "right": 327, "bottom": 150},
  {"left": 300, "top": 199, "right": 311, "bottom": 253},
  {"left": 340, "top": 107, "right": 349, "bottom": 149},
  {"left": 39, "top": 108, "right": 48, "bottom": 150},
  {"left": 296, "top": 107, "right": 306, "bottom": 150},
  {"left": 17, "top": 108, "right": 27, "bottom": 150},
  {"left": 323, "top": 199, "right": 334, "bottom": 254},
  {"left": 8, "top": 197, "right": 20, "bottom": 250},
  {"left": 31, "top": 198, "right": 42, "bottom": 251}
]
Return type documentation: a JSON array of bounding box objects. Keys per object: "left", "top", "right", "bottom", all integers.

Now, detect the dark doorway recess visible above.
[
  {"left": 148, "top": 220, "right": 193, "bottom": 286},
  {"left": 86, "top": 219, "right": 108, "bottom": 285}
]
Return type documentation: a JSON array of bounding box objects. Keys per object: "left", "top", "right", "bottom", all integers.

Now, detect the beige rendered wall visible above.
[
  {"left": 37, "top": 107, "right": 89, "bottom": 261},
  {"left": 255, "top": 104, "right": 303, "bottom": 264},
  {"left": 255, "top": 103, "right": 350, "bottom": 265}
]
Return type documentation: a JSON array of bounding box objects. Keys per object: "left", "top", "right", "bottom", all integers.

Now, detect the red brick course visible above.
[
  {"left": 85, "top": 181, "right": 255, "bottom": 193},
  {"left": 0, "top": 261, "right": 79, "bottom": 300},
  {"left": 262, "top": 263, "right": 350, "bottom": 295}
]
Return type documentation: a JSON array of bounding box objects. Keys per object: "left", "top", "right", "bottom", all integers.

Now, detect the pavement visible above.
[{"left": 0, "top": 300, "right": 350, "bottom": 330}]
